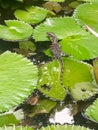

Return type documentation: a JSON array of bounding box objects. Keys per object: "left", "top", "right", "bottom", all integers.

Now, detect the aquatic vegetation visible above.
[{"left": 0, "top": 0, "right": 98, "bottom": 129}]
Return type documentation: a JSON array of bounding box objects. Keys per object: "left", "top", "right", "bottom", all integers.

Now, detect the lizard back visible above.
[{"left": 47, "top": 32, "right": 65, "bottom": 90}]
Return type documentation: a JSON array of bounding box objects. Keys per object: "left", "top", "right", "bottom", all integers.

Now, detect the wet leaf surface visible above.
[
  {"left": 70, "top": 82, "right": 98, "bottom": 100},
  {"left": 0, "top": 20, "right": 33, "bottom": 41},
  {"left": 85, "top": 98, "right": 98, "bottom": 122},
  {"left": 39, "top": 124, "right": 91, "bottom": 130},
  {"left": 74, "top": 3, "right": 98, "bottom": 32},
  {"left": 14, "top": 6, "right": 48, "bottom": 24},
  {"left": 60, "top": 34, "right": 98, "bottom": 60},
  {"left": 0, "top": 51, "right": 38, "bottom": 112},
  {"left": 33, "top": 17, "right": 86, "bottom": 41},
  {"left": 38, "top": 60, "right": 67, "bottom": 101},
  {"left": 38, "top": 57, "right": 95, "bottom": 101}
]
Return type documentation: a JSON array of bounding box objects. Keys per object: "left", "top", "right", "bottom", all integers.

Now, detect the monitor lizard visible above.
[{"left": 47, "top": 32, "right": 68, "bottom": 90}]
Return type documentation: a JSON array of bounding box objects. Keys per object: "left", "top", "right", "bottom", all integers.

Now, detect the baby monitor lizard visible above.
[{"left": 47, "top": 32, "right": 68, "bottom": 90}]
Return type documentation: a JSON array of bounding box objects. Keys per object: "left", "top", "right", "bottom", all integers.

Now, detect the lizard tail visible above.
[{"left": 59, "top": 58, "right": 66, "bottom": 90}]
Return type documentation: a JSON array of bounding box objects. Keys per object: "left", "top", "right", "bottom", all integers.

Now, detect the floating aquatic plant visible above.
[
  {"left": 0, "top": 51, "right": 38, "bottom": 112},
  {"left": 0, "top": 109, "right": 24, "bottom": 127},
  {"left": 38, "top": 57, "right": 96, "bottom": 101},
  {"left": 34, "top": 16, "right": 98, "bottom": 60},
  {"left": 33, "top": 17, "right": 86, "bottom": 41},
  {"left": 0, "top": 20, "right": 33, "bottom": 41},
  {"left": 0, "top": 125, "right": 33, "bottom": 130},
  {"left": 85, "top": 98, "right": 98, "bottom": 122},
  {"left": 39, "top": 124, "right": 91, "bottom": 130},
  {"left": 74, "top": 3, "right": 98, "bottom": 32},
  {"left": 60, "top": 34, "right": 98, "bottom": 60},
  {"left": 14, "top": 6, "right": 48, "bottom": 24}
]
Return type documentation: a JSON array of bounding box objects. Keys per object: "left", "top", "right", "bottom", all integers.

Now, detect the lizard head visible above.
[{"left": 47, "top": 32, "right": 57, "bottom": 43}]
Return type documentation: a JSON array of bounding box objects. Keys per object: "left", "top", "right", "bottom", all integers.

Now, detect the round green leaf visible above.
[
  {"left": 62, "top": 57, "right": 93, "bottom": 88},
  {"left": 85, "top": 98, "right": 98, "bottom": 122},
  {"left": 14, "top": 6, "right": 48, "bottom": 24},
  {"left": 74, "top": 3, "right": 98, "bottom": 33},
  {"left": 62, "top": 58, "right": 98, "bottom": 100},
  {"left": 0, "top": 51, "right": 38, "bottom": 112},
  {"left": 38, "top": 60, "right": 67, "bottom": 101},
  {"left": 60, "top": 34, "right": 98, "bottom": 60},
  {"left": 70, "top": 82, "right": 98, "bottom": 101},
  {"left": 0, "top": 20, "right": 33, "bottom": 41},
  {"left": 33, "top": 17, "right": 86, "bottom": 41},
  {"left": 39, "top": 124, "right": 91, "bottom": 130}
]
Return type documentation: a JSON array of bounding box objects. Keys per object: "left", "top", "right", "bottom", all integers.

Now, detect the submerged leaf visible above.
[
  {"left": 0, "top": 51, "right": 38, "bottom": 112},
  {"left": 19, "top": 41, "right": 36, "bottom": 51},
  {"left": 48, "top": 0, "right": 64, "bottom": 2},
  {"left": 43, "top": 1, "right": 62, "bottom": 13},
  {"left": 17, "top": 0, "right": 23, "bottom": 1},
  {"left": 14, "top": 6, "right": 48, "bottom": 24},
  {"left": 60, "top": 34, "right": 98, "bottom": 60},
  {"left": 39, "top": 124, "right": 91, "bottom": 130},
  {"left": 33, "top": 17, "right": 86, "bottom": 41},
  {"left": 29, "top": 99, "right": 56, "bottom": 117},
  {"left": 0, "top": 113, "right": 19, "bottom": 126},
  {"left": 0, "top": 20, "right": 33, "bottom": 41},
  {"left": 0, "top": 109, "right": 24, "bottom": 126},
  {"left": 85, "top": 98, "right": 98, "bottom": 122}
]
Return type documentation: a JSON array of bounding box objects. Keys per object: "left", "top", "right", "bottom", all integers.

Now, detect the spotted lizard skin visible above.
[{"left": 47, "top": 32, "right": 66, "bottom": 89}]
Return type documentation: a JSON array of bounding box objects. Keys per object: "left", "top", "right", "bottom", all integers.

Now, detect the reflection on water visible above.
[{"left": 49, "top": 106, "right": 74, "bottom": 124}]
